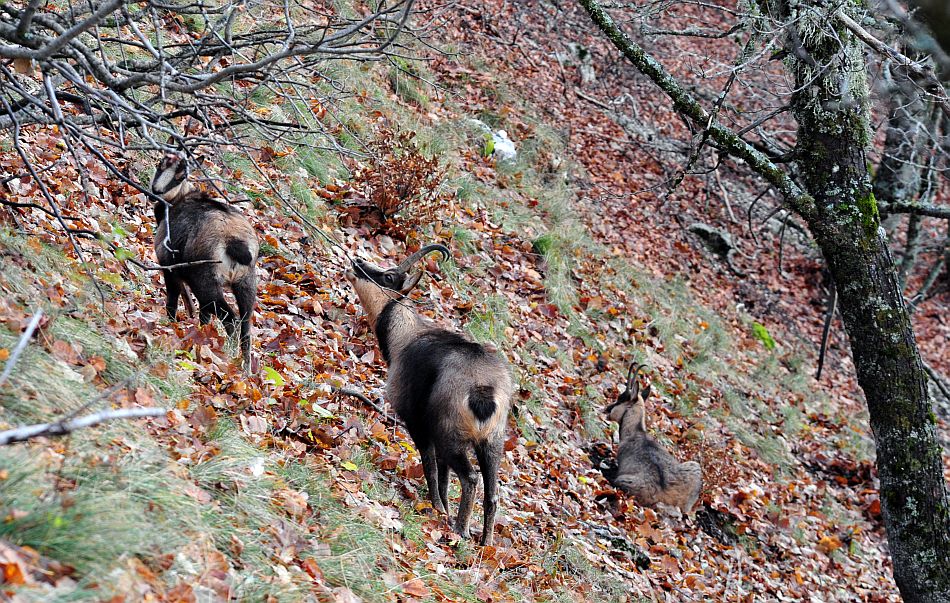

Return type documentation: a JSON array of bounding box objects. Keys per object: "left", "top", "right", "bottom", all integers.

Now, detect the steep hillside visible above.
[{"left": 2, "top": 1, "right": 945, "bottom": 601}]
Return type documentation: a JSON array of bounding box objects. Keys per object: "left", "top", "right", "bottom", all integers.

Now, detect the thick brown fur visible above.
[
  {"left": 151, "top": 154, "right": 259, "bottom": 369},
  {"left": 606, "top": 366, "right": 702, "bottom": 512},
  {"left": 346, "top": 251, "right": 512, "bottom": 545}
]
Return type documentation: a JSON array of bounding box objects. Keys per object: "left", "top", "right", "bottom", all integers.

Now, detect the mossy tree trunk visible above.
[
  {"left": 579, "top": 0, "right": 950, "bottom": 599},
  {"left": 779, "top": 2, "right": 950, "bottom": 599}
]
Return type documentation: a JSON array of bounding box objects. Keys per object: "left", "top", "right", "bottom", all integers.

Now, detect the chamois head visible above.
[
  {"left": 151, "top": 152, "right": 202, "bottom": 202},
  {"left": 346, "top": 244, "right": 450, "bottom": 324},
  {"left": 606, "top": 363, "right": 650, "bottom": 432}
]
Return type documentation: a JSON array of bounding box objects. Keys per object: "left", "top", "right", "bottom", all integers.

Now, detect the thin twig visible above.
[
  {"left": 332, "top": 386, "right": 399, "bottom": 426},
  {"left": 923, "top": 362, "right": 950, "bottom": 398}
]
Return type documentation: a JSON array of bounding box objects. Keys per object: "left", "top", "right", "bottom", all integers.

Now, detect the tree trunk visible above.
[{"left": 781, "top": 2, "right": 950, "bottom": 599}]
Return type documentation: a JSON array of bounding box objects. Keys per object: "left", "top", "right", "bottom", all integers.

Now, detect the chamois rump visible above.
[
  {"left": 346, "top": 244, "right": 512, "bottom": 545},
  {"left": 151, "top": 153, "right": 259, "bottom": 368},
  {"left": 606, "top": 364, "right": 702, "bottom": 513}
]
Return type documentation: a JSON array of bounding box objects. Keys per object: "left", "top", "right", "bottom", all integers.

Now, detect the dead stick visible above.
[
  {"left": 0, "top": 309, "right": 44, "bottom": 386},
  {"left": 923, "top": 362, "right": 950, "bottom": 407},
  {"left": 130, "top": 259, "right": 222, "bottom": 271},
  {"left": 0, "top": 408, "right": 166, "bottom": 445},
  {"left": 816, "top": 280, "right": 837, "bottom": 381},
  {"left": 332, "top": 386, "right": 399, "bottom": 425}
]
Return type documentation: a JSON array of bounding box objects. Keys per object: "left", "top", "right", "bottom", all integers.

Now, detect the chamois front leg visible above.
[
  {"left": 419, "top": 442, "right": 446, "bottom": 514},
  {"left": 448, "top": 451, "right": 478, "bottom": 539},
  {"left": 162, "top": 270, "right": 183, "bottom": 320}
]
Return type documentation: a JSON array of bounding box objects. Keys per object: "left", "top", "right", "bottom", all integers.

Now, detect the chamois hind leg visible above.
[
  {"left": 232, "top": 274, "right": 256, "bottom": 369},
  {"left": 474, "top": 439, "right": 502, "bottom": 546},
  {"left": 437, "top": 459, "right": 450, "bottom": 515},
  {"left": 162, "top": 270, "right": 183, "bottom": 320},
  {"left": 447, "top": 450, "right": 478, "bottom": 539}
]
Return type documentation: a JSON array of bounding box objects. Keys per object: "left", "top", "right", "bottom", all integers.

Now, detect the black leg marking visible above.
[{"left": 162, "top": 271, "right": 182, "bottom": 320}]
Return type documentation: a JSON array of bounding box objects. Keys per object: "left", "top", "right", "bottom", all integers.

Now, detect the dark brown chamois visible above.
[
  {"left": 605, "top": 364, "right": 702, "bottom": 512},
  {"left": 346, "top": 245, "right": 513, "bottom": 545},
  {"left": 151, "top": 153, "right": 259, "bottom": 369}
]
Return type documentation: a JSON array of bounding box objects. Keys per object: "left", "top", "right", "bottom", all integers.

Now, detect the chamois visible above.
[
  {"left": 151, "top": 153, "right": 259, "bottom": 368},
  {"left": 606, "top": 364, "right": 702, "bottom": 512},
  {"left": 346, "top": 245, "right": 512, "bottom": 545}
]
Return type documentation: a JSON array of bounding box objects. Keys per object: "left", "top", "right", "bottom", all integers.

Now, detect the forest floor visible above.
[{"left": 1, "top": 0, "right": 948, "bottom": 602}]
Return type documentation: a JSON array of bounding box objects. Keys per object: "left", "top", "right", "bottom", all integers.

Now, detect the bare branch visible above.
[
  {"left": 577, "top": 0, "right": 817, "bottom": 220},
  {"left": 879, "top": 200, "right": 950, "bottom": 219},
  {"left": 332, "top": 386, "right": 399, "bottom": 426},
  {"left": 0, "top": 408, "right": 166, "bottom": 445}
]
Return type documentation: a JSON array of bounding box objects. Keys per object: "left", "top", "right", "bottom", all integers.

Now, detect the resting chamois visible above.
[
  {"left": 346, "top": 244, "right": 512, "bottom": 545},
  {"left": 606, "top": 364, "right": 702, "bottom": 512},
  {"left": 151, "top": 153, "right": 259, "bottom": 369}
]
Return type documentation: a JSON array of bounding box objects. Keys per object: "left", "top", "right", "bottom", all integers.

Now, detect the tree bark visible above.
[{"left": 578, "top": 0, "right": 950, "bottom": 599}]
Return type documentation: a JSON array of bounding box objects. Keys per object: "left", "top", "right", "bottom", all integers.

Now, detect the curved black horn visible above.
[
  {"left": 626, "top": 363, "right": 647, "bottom": 397},
  {"left": 395, "top": 244, "right": 451, "bottom": 273}
]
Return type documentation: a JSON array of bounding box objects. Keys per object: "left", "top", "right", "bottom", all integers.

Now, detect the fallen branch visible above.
[
  {"left": 923, "top": 362, "right": 950, "bottom": 402},
  {"left": 332, "top": 386, "right": 399, "bottom": 426},
  {"left": 0, "top": 309, "right": 43, "bottom": 386},
  {"left": 816, "top": 279, "right": 838, "bottom": 380},
  {"left": 0, "top": 408, "right": 166, "bottom": 445}
]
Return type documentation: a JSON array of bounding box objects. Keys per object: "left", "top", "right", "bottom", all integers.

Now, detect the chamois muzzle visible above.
[{"left": 151, "top": 152, "right": 189, "bottom": 197}]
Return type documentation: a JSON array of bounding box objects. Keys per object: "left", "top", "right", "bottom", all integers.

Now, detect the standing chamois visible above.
[
  {"left": 151, "top": 153, "right": 259, "bottom": 369},
  {"left": 346, "top": 244, "right": 512, "bottom": 545},
  {"left": 606, "top": 364, "right": 702, "bottom": 512}
]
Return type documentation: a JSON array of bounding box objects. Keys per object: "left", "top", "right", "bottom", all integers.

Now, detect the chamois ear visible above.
[
  {"left": 400, "top": 270, "right": 423, "bottom": 294},
  {"left": 640, "top": 383, "right": 652, "bottom": 402}
]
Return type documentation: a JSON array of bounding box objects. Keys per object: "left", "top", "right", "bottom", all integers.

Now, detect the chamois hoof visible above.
[
  {"left": 453, "top": 521, "right": 472, "bottom": 540},
  {"left": 655, "top": 502, "right": 683, "bottom": 519}
]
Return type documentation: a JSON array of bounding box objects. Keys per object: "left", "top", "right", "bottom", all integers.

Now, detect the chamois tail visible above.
[
  {"left": 468, "top": 385, "right": 497, "bottom": 422},
  {"left": 226, "top": 238, "right": 253, "bottom": 266}
]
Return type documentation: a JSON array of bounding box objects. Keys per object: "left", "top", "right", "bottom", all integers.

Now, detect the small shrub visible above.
[{"left": 345, "top": 125, "right": 445, "bottom": 230}]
